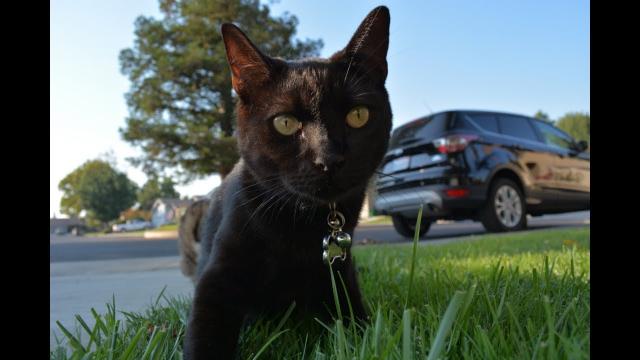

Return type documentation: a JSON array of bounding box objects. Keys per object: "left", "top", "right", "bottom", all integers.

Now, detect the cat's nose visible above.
[{"left": 313, "top": 154, "right": 345, "bottom": 172}]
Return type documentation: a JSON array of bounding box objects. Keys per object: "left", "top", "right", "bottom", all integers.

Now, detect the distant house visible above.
[
  {"left": 150, "top": 198, "right": 195, "bottom": 227},
  {"left": 359, "top": 177, "right": 378, "bottom": 219},
  {"left": 50, "top": 217, "right": 85, "bottom": 235}
]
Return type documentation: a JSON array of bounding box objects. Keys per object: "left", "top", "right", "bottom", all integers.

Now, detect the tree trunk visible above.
[{"left": 220, "top": 86, "right": 235, "bottom": 137}]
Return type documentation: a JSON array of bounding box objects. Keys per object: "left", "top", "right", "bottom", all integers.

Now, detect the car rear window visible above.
[
  {"left": 498, "top": 115, "right": 539, "bottom": 142},
  {"left": 389, "top": 113, "right": 457, "bottom": 149}
]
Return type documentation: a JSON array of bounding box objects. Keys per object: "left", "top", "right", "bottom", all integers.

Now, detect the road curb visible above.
[{"left": 144, "top": 230, "right": 179, "bottom": 239}]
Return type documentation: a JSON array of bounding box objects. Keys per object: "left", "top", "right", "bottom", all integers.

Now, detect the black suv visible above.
[{"left": 374, "top": 110, "right": 590, "bottom": 238}]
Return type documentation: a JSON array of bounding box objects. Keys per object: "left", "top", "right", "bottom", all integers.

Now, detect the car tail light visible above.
[
  {"left": 433, "top": 134, "right": 479, "bottom": 154},
  {"left": 445, "top": 188, "right": 470, "bottom": 198}
]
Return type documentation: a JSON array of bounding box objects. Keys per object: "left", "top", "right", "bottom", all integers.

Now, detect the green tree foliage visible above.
[
  {"left": 137, "top": 177, "right": 181, "bottom": 210},
  {"left": 556, "top": 112, "right": 590, "bottom": 143},
  {"left": 120, "top": 208, "right": 152, "bottom": 222},
  {"left": 119, "top": 0, "right": 323, "bottom": 180},
  {"left": 58, "top": 160, "right": 139, "bottom": 223},
  {"left": 534, "top": 110, "right": 553, "bottom": 124}
]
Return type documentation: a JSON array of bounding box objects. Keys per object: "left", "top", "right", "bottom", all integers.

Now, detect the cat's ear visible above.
[
  {"left": 221, "top": 23, "right": 272, "bottom": 97},
  {"left": 333, "top": 6, "right": 390, "bottom": 81}
]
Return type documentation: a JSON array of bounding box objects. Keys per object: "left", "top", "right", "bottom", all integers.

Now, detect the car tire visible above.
[
  {"left": 480, "top": 178, "right": 527, "bottom": 232},
  {"left": 391, "top": 215, "right": 431, "bottom": 238}
]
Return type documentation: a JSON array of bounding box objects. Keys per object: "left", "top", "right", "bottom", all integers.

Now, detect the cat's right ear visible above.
[{"left": 221, "top": 23, "right": 272, "bottom": 97}]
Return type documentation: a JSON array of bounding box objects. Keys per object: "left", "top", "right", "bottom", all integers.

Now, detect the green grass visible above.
[
  {"left": 82, "top": 232, "right": 103, "bottom": 237},
  {"left": 83, "top": 224, "right": 177, "bottom": 238},
  {"left": 51, "top": 226, "right": 590, "bottom": 359},
  {"left": 154, "top": 223, "right": 178, "bottom": 231},
  {"left": 83, "top": 231, "right": 146, "bottom": 238},
  {"left": 360, "top": 216, "right": 392, "bottom": 225}
]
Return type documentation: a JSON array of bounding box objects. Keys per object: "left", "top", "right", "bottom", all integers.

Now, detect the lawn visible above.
[
  {"left": 51, "top": 226, "right": 590, "bottom": 359},
  {"left": 83, "top": 223, "right": 177, "bottom": 238},
  {"left": 359, "top": 216, "right": 392, "bottom": 225},
  {"left": 155, "top": 223, "right": 178, "bottom": 231}
]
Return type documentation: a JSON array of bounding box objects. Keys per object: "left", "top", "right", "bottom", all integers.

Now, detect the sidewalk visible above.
[{"left": 50, "top": 256, "right": 193, "bottom": 349}]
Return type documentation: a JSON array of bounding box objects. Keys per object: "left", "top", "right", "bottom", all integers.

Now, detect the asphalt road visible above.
[{"left": 50, "top": 211, "right": 589, "bottom": 263}]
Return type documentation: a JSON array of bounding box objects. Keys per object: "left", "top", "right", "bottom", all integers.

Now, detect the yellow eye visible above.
[
  {"left": 273, "top": 114, "right": 301, "bottom": 135},
  {"left": 346, "top": 106, "right": 370, "bottom": 128}
]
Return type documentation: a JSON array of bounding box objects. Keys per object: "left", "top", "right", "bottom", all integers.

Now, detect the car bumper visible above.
[
  {"left": 375, "top": 183, "right": 486, "bottom": 218},
  {"left": 374, "top": 163, "right": 489, "bottom": 218},
  {"left": 374, "top": 187, "right": 443, "bottom": 216}
]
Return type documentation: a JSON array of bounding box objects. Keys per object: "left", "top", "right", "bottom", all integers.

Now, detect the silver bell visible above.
[
  {"left": 322, "top": 250, "right": 330, "bottom": 264},
  {"left": 334, "top": 231, "right": 352, "bottom": 248},
  {"left": 322, "top": 234, "right": 332, "bottom": 250}
]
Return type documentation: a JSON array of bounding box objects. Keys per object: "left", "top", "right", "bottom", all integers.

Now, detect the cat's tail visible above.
[{"left": 178, "top": 199, "right": 209, "bottom": 282}]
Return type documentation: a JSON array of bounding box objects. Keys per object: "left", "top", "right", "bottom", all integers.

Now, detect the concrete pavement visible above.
[{"left": 50, "top": 256, "right": 193, "bottom": 349}]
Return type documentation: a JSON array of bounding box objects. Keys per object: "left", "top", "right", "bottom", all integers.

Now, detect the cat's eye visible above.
[
  {"left": 346, "top": 106, "right": 370, "bottom": 128},
  {"left": 273, "top": 114, "right": 302, "bottom": 135}
]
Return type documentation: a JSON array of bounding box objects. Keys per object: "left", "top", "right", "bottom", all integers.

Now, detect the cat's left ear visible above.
[
  {"left": 332, "top": 6, "right": 390, "bottom": 82},
  {"left": 221, "top": 23, "right": 273, "bottom": 97}
]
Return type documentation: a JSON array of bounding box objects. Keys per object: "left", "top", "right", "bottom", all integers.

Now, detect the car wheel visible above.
[
  {"left": 391, "top": 215, "right": 431, "bottom": 238},
  {"left": 480, "top": 178, "right": 527, "bottom": 232}
]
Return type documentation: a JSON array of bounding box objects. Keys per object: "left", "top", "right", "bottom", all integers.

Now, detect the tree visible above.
[
  {"left": 120, "top": 208, "right": 152, "bottom": 221},
  {"left": 58, "top": 160, "right": 139, "bottom": 223},
  {"left": 556, "top": 112, "right": 590, "bottom": 143},
  {"left": 534, "top": 110, "right": 553, "bottom": 124},
  {"left": 119, "top": 0, "right": 323, "bottom": 180},
  {"left": 137, "top": 177, "right": 181, "bottom": 210},
  {"left": 160, "top": 177, "right": 180, "bottom": 198},
  {"left": 59, "top": 167, "right": 84, "bottom": 218}
]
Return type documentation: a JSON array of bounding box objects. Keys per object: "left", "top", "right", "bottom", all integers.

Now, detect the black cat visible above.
[{"left": 183, "top": 6, "right": 392, "bottom": 359}]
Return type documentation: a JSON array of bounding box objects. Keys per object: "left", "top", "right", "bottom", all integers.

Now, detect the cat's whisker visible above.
[
  {"left": 292, "top": 195, "right": 301, "bottom": 225},
  {"left": 273, "top": 192, "right": 294, "bottom": 224},
  {"left": 231, "top": 173, "right": 311, "bottom": 213},
  {"left": 269, "top": 187, "right": 297, "bottom": 224},
  {"left": 239, "top": 186, "right": 286, "bottom": 236},
  {"left": 229, "top": 175, "right": 281, "bottom": 199},
  {"left": 266, "top": 188, "right": 290, "bottom": 220},
  {"left": 258, "top": 191, "right": 282, "bottom": 224},
  {"left": 232, "top": 185, "right": 277, "bottom": 212}
]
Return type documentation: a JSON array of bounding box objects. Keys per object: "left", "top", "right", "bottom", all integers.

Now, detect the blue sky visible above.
[{"left": 50, "top": 0, "right": 589, "bottom": 217}]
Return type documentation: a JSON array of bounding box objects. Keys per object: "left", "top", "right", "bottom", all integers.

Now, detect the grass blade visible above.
[
  {"left": 251, "top": 329, "right": 289, "bottom": 360},
  {"left": 327, "top": 261, "right": 343, "bottom": 321},
  {"left": 274, "top": 301, "right": 296, "bottom": 334},
  {"left": 121, "top": 326, "right": 146, "bottom": 360},
  {"left": 373, "top": 307, "right": 383, "bottom": 357},
  {"left": 56, "top": 321, "right": 87, "bottom": 354},
  {"left": 107, "top": 319, "right": 120, "bottom": 360},
  {"left": 402, "top": 309, "right": 412, "bottom": 360},
  {"left": 405, "top": 205, "right": 423, "bottom": 308},
  {"left": 74, "top": 314, "right": 97, "bottom": 350},
  {"left": 427, "top": 290, "right": 466, "bottom": 360}
]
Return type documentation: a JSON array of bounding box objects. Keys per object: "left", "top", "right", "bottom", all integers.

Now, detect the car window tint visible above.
[
  {"left": 464, "top": 113, "right": 499, "bottom": 133},
  {"left": 532, "top": 120, "right": 575, "bottom": 150},
  {"left": 498, "top": 115, "right": 539, "bottom": 142}
]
